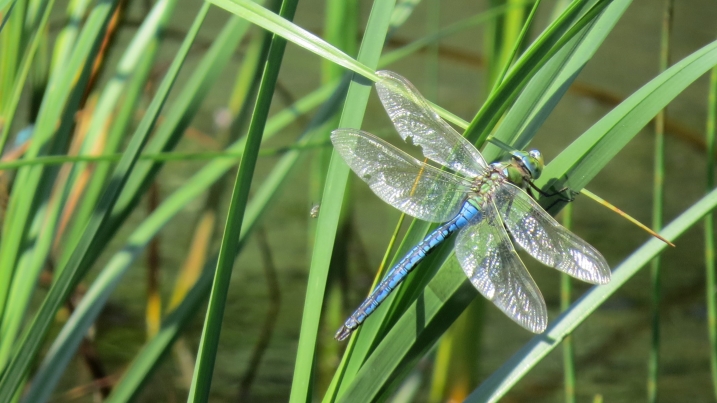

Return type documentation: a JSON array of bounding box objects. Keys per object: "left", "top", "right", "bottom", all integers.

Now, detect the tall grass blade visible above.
[
  {"left": 186, "top": 0, "right": 298, "bottom": 400},
  {"left": 0, "top": 1, "right": 17, "bottom": 32},
  {"left": 560, "top": 203, "right": 575, "bottom": 403},
  {"left": 294, "top": 1, "right": 396, "bottom": 401},
  {"left": 317, "top": 0, "right": 357, "bottom": 393},
  {"left": 491, "top": 0, "right": 541, "bottom": 90},
  {"left": 707, "top": 38, "right": 717, "bottom": 403},
  {"left": 648, "top": 3, "right": 673, "bottom": 400}
]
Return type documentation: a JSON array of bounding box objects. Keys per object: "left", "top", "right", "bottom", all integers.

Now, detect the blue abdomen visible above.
[{"left": 334, "top": 199, "right": 482, "bottom": 340}]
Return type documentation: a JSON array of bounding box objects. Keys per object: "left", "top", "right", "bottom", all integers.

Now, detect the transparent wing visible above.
[
  {"left": 375, "top": 70, "right": 488, "bottom": 178},
  {"left": 496, "top": 182, "right": 611, "bottom": 284},
  {"left": 455, "top": 203, "right": 547, "bottom": 333},
  {"left": 331, "top": 128, "right": 473, "bottom": 223}
]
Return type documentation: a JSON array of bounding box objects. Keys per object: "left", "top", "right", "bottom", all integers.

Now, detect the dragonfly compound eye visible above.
[
  {"left": 511, "top": 151, "right": 542, "bottom": 180},
  {"left": 525, "top": 149, "right": 544, "bottom": 180}
]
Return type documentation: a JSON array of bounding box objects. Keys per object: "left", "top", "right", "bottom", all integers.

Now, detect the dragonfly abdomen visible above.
[{"left": 334, "top": 200, "right": 482, "bottom": 341}]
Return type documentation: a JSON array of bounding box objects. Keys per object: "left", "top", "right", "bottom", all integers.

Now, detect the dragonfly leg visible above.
[
  {"left": 543, "top": 189, "right": 581, "bottom": 211},
  {"left": 528, "top": 181, "right": 575, "bottom": 202}
]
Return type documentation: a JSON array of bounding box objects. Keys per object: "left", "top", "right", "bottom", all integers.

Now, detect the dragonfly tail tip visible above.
[{"left": 335, "top": 326, "right": 352, "bottom": 341}]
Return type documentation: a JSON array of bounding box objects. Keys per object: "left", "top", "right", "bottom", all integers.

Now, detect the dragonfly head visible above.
[{"left": 510, "top": 149, "right": 544, "bottom": 180}]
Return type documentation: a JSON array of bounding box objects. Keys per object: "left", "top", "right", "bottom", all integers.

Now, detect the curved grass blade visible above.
[
  {"left": 465, "top": 187, "right": 717, "bottom": 403},
  {"left": 209, "top": 0, "right": 379, "bottom": 81},
  {"left": 212, "top": 0, "right": 490, "bottom": 133},
  {"left": 0, "top": 4, "right": 207, "bottom": 400},
  {"left": 208, "top": 0, "right": 473, "bottom": 131}
]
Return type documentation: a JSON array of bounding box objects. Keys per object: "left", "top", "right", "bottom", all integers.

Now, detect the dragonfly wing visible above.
[
  {"left": 455, "top": 203, "right": 547, "bottom": 333},
  {"left": 496, "top": 182, "right": 611, "bottom": 284},
  {"left": 375, "top": 70, "right": 488, "bottom": 178},
  {"left": 331, "top": 128, "right": 472, "bottom": 223}
]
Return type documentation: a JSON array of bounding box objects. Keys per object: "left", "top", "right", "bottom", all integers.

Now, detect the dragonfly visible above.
[{"left": 331, "top": 70, "right": 611, "bottom": 341}]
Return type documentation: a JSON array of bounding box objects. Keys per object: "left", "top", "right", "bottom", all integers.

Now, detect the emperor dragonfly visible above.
[{"left": 331, "top": 71, "right": 611, "bottom": 341}]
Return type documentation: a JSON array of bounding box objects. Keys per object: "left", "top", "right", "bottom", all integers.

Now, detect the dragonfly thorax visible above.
[{"left": 470, "top": 167, "right": 508, "bottom": 207}]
